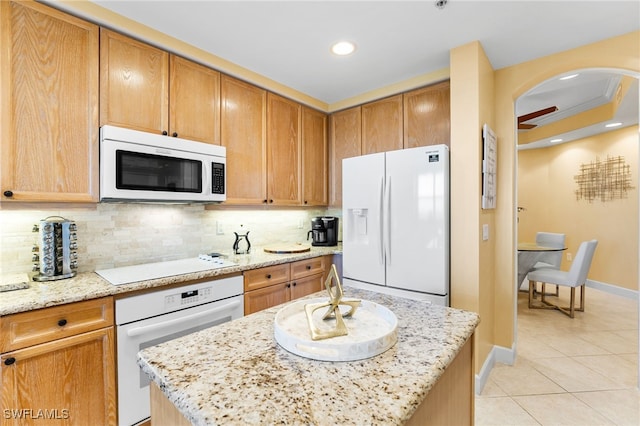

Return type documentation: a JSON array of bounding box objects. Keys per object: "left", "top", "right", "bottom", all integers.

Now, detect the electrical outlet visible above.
[
  {"left": 297, "top": 218, "right": 304, "bottom": 229},
  {"left": 566, "top": 252, "right": 572, "bottom": 261},
  {"left": 216, "top": 221, "right": 224, "bottom": 235}
]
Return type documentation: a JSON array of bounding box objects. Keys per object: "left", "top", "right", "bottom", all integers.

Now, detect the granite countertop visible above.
[
  {"left": 0, "top": 245, "right": 342, "bottom": 316},
  {"left": 137, "top": 288, "right": 480, "bottom": 426}
]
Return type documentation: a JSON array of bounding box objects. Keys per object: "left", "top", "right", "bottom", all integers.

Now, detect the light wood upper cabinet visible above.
[
  {"left": 0, "top": 0, "right": 99, "bottom": 203},
  {"left": 361, "top": 94, "right": 403, "bottom": 155},
  {"left": 301, "top": 107, "right": 328, "bottom": 206},
  {"left": 403, "top": 80, "right": 450, "bottom": 148},
  {"left": 100, "top": 28, "right": 169, "bottom": 135},
  {"left": 266, "top": 93, "right": 301, "bottom": 205},
  {"left": 221, "top": 75, "right": 267, "bottom": 204},
  {"left": 169, "top": 56, "right": 221, "bottom": 144},
  {"left": 329, "top": 106, "right": 361, "bottom": 207},
  {"left": 101, "top": 30, "right": 221, "bottom": 144}
]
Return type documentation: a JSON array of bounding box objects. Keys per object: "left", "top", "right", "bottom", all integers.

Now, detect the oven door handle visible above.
[{"left": 126, "top": 299, "right": 242, "bottom": 337}]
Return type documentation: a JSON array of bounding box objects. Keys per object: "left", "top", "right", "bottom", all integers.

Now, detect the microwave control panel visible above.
[
  {"left": 211, "top": 162, "right": 225, "bottom": 194},
  {"left": 165, "top": 286, "right": 213, "bottom": 309}
]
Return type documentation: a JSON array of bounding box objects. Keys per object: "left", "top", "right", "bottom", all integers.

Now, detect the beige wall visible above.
[
  {"left": 492, "top": 31, "right": 640, "bottom": 351},
  {"left": 518, "top": 126, "right": 638, "bottom": 290},
  {"left": 450, "top": 41, "right": 496, "bottom": 373}
]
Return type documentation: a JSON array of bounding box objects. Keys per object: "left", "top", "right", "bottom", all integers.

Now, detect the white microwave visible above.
[{"left": 100, "top": 125, "right": 226, "bottom": 203}]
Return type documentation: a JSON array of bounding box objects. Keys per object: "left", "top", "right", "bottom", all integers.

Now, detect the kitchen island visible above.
[{"left": 138, "top": 287, "right": 479, "bottom": 425}]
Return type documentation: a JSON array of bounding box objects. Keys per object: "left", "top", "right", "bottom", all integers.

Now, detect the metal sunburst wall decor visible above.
[{"left": 574, "top": 155, "right": 635, "bottom": 202}]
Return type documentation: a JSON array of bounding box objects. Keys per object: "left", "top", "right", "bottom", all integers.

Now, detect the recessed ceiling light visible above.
[
  {"left": 605, "top": 122, "right": 623, "bottom": 128},
  {"left": 559, "top": 74, "right": 579, "bottom": 81},
  {"left": 550, "top": 138, "right": 563, "bottom": 143},
  {"left": 331, "top": 41, "right": 356, "bottom": 56}
]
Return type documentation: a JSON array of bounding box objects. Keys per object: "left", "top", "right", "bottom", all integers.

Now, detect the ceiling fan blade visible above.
[
  {"left": 517, "top": 106, "right": 558, "bottom": 124},
  {"left": 518, "top": 123, "right": 537, "bottom": 130}
]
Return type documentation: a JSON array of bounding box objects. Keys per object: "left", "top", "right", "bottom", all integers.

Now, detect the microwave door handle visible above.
[
  {"left": 126, "top": 299, "right": 241, "bottom": 337},
  {"left": 203, "top": 160, "right": 211, "bottom": 195}
]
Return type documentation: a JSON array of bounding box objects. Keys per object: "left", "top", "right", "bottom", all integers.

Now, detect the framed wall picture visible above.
[{"left": 482, "top": 123, "right": 497, "bottom": 209}]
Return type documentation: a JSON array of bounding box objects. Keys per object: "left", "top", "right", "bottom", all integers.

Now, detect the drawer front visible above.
[
  {"left": 1, "top": 297, "right": 114, "bottom": 352},
  {"left": 291, "top": 257, "right": 325, "bottom": 280},
  {"left": 243, "top": 264, "right": 290, "bottom": 292}
]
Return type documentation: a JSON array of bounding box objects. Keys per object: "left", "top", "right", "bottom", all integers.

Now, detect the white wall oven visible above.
[
  {"left": 100, "top": 125, "right": 226, "bottom": 203},
  {"left": 114, "top": 275, "right": 243, "bottom": 425}
]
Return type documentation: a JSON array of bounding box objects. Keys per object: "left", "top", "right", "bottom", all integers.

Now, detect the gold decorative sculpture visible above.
[{"left": 304, "top": 265, "right": 361, "bottom": 340}]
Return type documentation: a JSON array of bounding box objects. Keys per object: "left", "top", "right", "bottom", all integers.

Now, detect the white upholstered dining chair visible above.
[
  {"left": 527, "top": 239, "right": 598, "bottom": 318},
  {"left": 530, "top": 232, "right": 566, "bottom": 295}
]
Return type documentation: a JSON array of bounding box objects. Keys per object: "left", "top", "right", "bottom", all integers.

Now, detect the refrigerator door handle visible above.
[
  {"left": 379, "top": 176, "right": 385, "bottom": 265},
  {"left": 385, "top": 175, "right": 392, "bottom": 265}
]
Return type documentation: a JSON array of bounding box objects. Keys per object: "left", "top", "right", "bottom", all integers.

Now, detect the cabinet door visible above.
[
  {"left": 1, "top": 327, "right": 117, "bottom": 426},
  {"left": 362, "top": 94, "right": 403, "bottom": 155},
  {"left": 243, "top": 264, "right": 290, "bottom": 292},
  {"left": 301, "top": 107, "right": 328, "bottom": 206},
  {"left": 403, "top": 81, "right": 450, "bottom": 148},
  {"left": 100, "top": 28, "right": 169, "bottom": 134},
  {"left": 291, "top": 257, "right": 325, "bottom": 280},
  {"left": 221, "top": 75, "right": 267, "bottom": 205},
  {"left": 329, "top": 106, "right": 361, "bottom": 207},
  {"left": 169, "top": 55, "right": 221, "bottom": 144},
  {"left": 266, "top": 93, "right": 301, "bottom": 205},
  {"left": 290, "top": 273, "right": 324, "bottom": 300},
  {"left": 0, "top": 0, "right": 99, "bottom": 203},
  {"left": 244, "top": 283, "right": 289, "bottom": 315}
]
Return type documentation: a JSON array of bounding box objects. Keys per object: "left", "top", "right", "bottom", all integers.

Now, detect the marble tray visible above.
[{"left": 274, "top": 298, "right": 398, "bottom": 361}]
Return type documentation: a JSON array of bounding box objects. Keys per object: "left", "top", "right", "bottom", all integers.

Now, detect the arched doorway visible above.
[{"left": 514, "top": 68, "right": 639, "bottom": 387}]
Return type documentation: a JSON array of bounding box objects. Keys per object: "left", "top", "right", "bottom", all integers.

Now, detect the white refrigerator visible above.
[{"left": 342, "top": 145, "right": 449, "bottom": 305}]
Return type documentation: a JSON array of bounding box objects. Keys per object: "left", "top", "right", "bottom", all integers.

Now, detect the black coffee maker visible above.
[{"left": 307, "top": 217, "right": 338, "bottom": 246}]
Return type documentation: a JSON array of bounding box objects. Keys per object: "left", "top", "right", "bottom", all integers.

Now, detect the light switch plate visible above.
[{"left": 482, "top": 224, "right": 489, "bottom": 241}]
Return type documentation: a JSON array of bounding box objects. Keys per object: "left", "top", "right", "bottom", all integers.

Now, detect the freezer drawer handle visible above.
[{"left": 126, "top": 299, "right": 241, "bottom": 337}]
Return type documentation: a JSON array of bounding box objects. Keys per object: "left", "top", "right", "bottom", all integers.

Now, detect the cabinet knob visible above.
[
  {"left": 286, "top": 283, "right": 291, "bottom": 288},
  {"left": 57, "top": 319, "right": 67, "bottom": 327},
  {"left": 266, "top": 274, "right": 272, "bottom": 279},
  {"left": 269, "top": 199, "right": 274, "bottom": 204},
  {"left": 292, "top": 282, "right": 297, "bottom": 287},
  {"left": 172, "top": 132, "right": 178, "bottom": 137},
  {"left": 304, "top": 200, "right": 308, "bottom": 204},
  {"left": 3, "top": 190, "right": 13, "bottom": 197},
  {"left": 306, "top": 265, "right": 311, "bottom": 270},
  {"left": 162, "top": 130, "right": 168, "bottom": 136},
  {"left": 263, "top": 199, "right": 268, "bottom": 204},
  {"left": 4, "top": 357, "right": 16, "bottom": 366}
]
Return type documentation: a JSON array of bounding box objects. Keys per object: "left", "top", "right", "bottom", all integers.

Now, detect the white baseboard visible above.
[
  {"left": 586, "top": 279, "right": 638, "bottom": 300},
  {"left": 475, "top": 344, "right": 515, "bottom": 395}
]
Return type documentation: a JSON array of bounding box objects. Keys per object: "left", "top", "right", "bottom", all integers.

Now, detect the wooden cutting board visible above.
[{"left": 263, "top": 244, "right": 311, "bottom": 254}]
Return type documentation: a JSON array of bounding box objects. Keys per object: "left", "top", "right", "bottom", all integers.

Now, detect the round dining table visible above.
[{"left": 517, "top": 243, "right": 567, "bottom": 288}]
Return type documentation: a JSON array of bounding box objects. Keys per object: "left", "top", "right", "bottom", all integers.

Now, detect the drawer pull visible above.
[
  {"left": 266, "top": 274, "right": 272, "bottom": 279},
  {"left": 4, "top": 357, "right": 16, "bottom": 366},
  {"left": 57, "top": 319, "right": 67, "bottom": 327},
  {"left": 306, "top": 265, "right": 311, "bottom": 270}
]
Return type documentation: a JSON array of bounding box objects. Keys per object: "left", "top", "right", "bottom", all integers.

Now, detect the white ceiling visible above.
[
  {"left": 53, "top": 1, "right": 639, "bottom": 147},
  {"left": 84, "top": 0, "right": 639, "bottom": 105}
]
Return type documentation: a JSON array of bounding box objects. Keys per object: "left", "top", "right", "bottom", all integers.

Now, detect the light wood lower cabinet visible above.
[
  {"left": 244, "top": 257, "right": 327, "bottom": 315},
  {"left": 0, "top": 297, "right": 116, "bottom": 425}
]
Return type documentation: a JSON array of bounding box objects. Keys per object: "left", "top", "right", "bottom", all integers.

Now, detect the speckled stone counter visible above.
[
  {"left": 138, "top": 288, "right": 480, "bottom": 425},
  {"left": 0, "top": 245, "right": 341, "bottom": 316}
]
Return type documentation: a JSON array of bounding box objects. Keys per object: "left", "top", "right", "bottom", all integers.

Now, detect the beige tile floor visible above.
[{"left": 475, "top": 287, "right": 639, "bottom": 426}]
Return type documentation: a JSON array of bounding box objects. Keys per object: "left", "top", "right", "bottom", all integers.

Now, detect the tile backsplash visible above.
[{"left": 0, "top": 204, "right": 341, "bottom": 276}]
